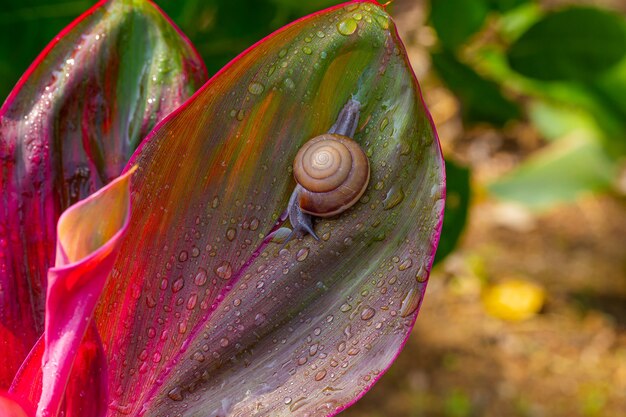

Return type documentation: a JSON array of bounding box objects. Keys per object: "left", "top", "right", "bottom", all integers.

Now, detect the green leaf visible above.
[
  {"left": 489, "top": 135, "right": 617, "bottom": 209},
  {"left": 434, "top": 159, "right": 470, "bottom": 265},
  {"left": 432, "top": 49, "right": 521, "bottom": 125},
  {"left": 507, "top": 7, "right": 626, "bottom": 81},
  {"left": 429, "top": 0, "right": 489, "bottom": 50}
]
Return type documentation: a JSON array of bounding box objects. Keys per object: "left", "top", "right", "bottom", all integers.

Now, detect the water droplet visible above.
[
  {"left": 226, "top": 227, "right": 237, "bottom": 241},
  {"left": 347, "top": 347, "right": 360, "bottom": 356},
  {"left": 398, "top": 258, "right": 412, "bottom": 271},
  {"left": 152, "top": 352, "right": 162, "bottom": 363},
  {"left": 375, "top": 15, "right": 389, "bottom": 30},
  {"left": 236, "top": 109, "right": 245, "bottom": 121},
  {"left": 296, "top": 248, "right": 309, "bottom": 261},
  {"left": 220, "top": 337, "right": 230, "bottom": 347},
  {"left": 178, "top": 250, "right": 188, "bottom": 262},
  {"left": 416, "top": 265, "right": 428, "bottom": 283},
  {"left": 314, "top": 369, "right": 327, "bottom": 381},
  {"left": 337, "top": 18, "right": 358, "bottom": 36},
  {"left": 194, "top": 268, "right": 208, "bottom": 286},
  {"left": 340, "top": 303, "right": 352, "bottom": 312},
  {"left": 289, "top": 397, "right": 309, "bottom": 412},
  {"left": 191, "top": 246, "right": 200, "bottom": 257},
  {"left": 187, "top": 293, "right": 198, "bottom": 310},
  {"left": 278, "top": 48, "right": 288, "bottom": 58},
  {"left": 400, "top": 288, "right": 420, "bottom": 317},
  {"left": 192, "top": 351, "right": 205, "bottom": 362},
  {"left": 383, "top": 186, "right": 404, "bottom": 210},
  {"left": 316, "top": 31, "right": 325, "bottom": 38},
  {"left": 284, "top": 78, "right": 295, "bottom": 90},
  {"left": 167, "top": 387, "right": 183, "bottom": 401},
  {"left": 320, "top": 51, "right": 328, "bottom": 59},
  {"left": 380, "top": 117, "right": 389, "bottom": 131},
  {"left": 212, "top": 196, "right": 220, "bottom": 208},
  {"left": 360, "top": 306, "right": 375, "bottom": 320},
  {"left": 249, "top": 217, "right": 260, "bottom": 231},
  {"left": 302, "top": 46, "right": 312, "bottom": 55},
  {"left": 284, "top": 397, "right": 292, "bottom": 405},
  {"left": 271, "top": 227, "right": 292, "bottom": 243},
  {"left": 172, "top": 277, "right": 184, "bottom": 293},
  {"left": 248, "top": 81, "right": 264, "bottom": 95},
  {"left": 255, "top": 313, "right": 267, "bottom": 325},
  {"left": 215, "top": 261, "right": 232, "bottom": 280}
]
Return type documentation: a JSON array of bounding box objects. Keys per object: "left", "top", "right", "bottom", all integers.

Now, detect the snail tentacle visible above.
[
  {"left": 328, "top": 98, "right": 361, "bottom": 137},
  {"left": 285, "top": 98, "right": 365, "bottom": 242}
]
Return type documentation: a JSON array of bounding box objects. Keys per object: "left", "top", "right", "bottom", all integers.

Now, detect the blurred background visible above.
[{"left": 1, "top": 0, "right": 625, "bottom": 415}]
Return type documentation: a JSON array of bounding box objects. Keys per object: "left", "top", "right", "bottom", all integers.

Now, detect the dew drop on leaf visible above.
[
  {"left": 398, "top": 258, "right": 413, "bottom": 271},
  {"left": 296, "top": 248, "right": 309, "bottom": 261},
  {"left": 400, "top": 288, "right": 420, "bottom": 317},
  {"left": 337, "top": 18, "right": 358, "bottom": 36},
  {"left": 360, "top": 306, "right": 375, "bottom": 321},
  {"left": 247, "top": 81, "right": 264, "bottom": 95},
  {"left": 215, "top": 261, "right": 232, "bottom": 280},
  {"left": 172, "top": 277, "right": 184, "bottom": 293},
  {"left": 194, "top": 268, "right": 208, "bottom": 286}
]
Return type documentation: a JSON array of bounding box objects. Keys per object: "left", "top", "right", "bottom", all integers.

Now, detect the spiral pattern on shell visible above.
[{"left": 293, "top": 133, "right": 370, "bottom": 217}]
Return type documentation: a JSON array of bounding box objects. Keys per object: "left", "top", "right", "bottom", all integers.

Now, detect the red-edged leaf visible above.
[
  {"left": 0, "top": 0, "right": 206, "bottom": 387},
  {"left": 97, "top": 1, "right": 444, "bottom": 416},
  {"left": 10, "top": 168, "right": 134, "bottom": 417}
]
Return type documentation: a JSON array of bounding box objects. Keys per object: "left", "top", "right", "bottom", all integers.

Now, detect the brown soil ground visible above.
[{"left": 344, "top": 1, "right": 626, "bottom": 416}]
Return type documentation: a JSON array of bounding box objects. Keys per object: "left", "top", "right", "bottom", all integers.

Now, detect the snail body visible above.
[{"left": 286, "top": 98, "right": 369, "bottom": 241}]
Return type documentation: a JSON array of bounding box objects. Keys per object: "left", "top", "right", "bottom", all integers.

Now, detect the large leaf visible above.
[
  {"left": 94, "top": 1, "right": 444, "bottom": 416},
  {"left": 507, "top": 7, "right": 626, "bottom": 81},
  {"left": 0, "top": 0, "right": 206, "bottom": 387}
]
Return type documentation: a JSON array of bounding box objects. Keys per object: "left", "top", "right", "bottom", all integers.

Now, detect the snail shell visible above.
[{"left": 293, "top": 133, "right": 370, "bottom": 217}]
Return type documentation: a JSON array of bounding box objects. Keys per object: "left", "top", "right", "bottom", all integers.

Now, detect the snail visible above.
[{"left": 286, "top": 98, "right": 370, "bottom": 241}]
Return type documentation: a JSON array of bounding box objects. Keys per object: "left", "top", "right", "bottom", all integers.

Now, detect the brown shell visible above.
[{"left": 293, "top": 133, "right": 370, "bottom": 217}]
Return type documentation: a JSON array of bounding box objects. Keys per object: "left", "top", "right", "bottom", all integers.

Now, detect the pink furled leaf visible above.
[
  {"left": 0, "top": 0, "right": 207, "bottom": 387},
  {"left": 11, "top": 168, "right": 135, "bottom": 417}
]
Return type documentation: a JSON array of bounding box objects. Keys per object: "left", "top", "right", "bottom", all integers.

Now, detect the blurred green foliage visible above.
[{"left": 425, "top": 0, "right": 626, "bottom": 211}]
